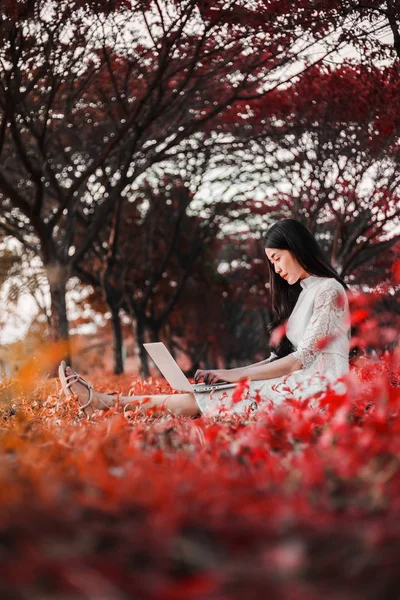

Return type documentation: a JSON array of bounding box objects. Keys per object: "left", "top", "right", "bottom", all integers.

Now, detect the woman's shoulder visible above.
[{"left": 316, "top": 277, "right": 348, "bottom": 299}]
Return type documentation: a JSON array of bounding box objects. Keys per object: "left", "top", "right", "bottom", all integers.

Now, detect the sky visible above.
[{"left": 0, "top": 294, "right": 38, "bottom": 345}]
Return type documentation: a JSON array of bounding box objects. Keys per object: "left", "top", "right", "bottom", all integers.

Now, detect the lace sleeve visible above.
[{"left": 293, "top": 280, "right": 348, "bottom": 369}]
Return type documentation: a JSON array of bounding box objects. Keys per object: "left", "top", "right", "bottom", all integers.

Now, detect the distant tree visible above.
[
  {"left": 1, "top": 0, "right": 389, "bottom": 364},
  {"left": 203, "top": 61, "right": 400, "bottom": 288},
  {"left": 79, "top": 173, "right": 259, "bottom": 375},
  {"left": 268, "top": 63, "right": 400, "bottom": 286},
  {"left": 0, "top": 0, "right": 312, "bottom": 357},
  {"left": 167, "top": 232, "right": 272, "bottom": 371},
  {"left": 0, "top": 242, "right": 50, "bottom": 338}
]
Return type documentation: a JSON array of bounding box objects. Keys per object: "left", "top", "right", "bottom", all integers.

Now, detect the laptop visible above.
[{"left": 143, "top": 342, "right": 236, "bottom": 393}]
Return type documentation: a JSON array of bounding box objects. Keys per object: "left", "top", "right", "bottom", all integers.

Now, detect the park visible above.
[{"left": 0, "top": 1, "right": 400, "bottom": 598}]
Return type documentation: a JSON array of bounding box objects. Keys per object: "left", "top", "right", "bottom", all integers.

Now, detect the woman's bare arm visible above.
[
  {"left": 230, "top": 353, "right": 302, "bottom": 381},
  {"left": 239, "top": 354, "right": 277, "bottom": 371},
  {"left": 195, "top": 353, "right": 302, "bottom": 384}
]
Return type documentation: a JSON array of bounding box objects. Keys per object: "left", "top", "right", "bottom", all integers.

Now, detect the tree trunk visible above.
[
  {"left": 47, "top": 263, "right": 71, "bottom": 368},
  {"left": 136, "top": 316, "right": 150, "bottom": 378},
  {"left": 110, "top": 304, "right": 124, "bottom": 375},
  {"left": 149, "top": 323, "right": 161, "bottom": 344}
]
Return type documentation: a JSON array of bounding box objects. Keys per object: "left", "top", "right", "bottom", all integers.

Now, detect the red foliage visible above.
[
  {"left": 1, "top": 348, "right": 400, "bottom": 598},
  {"left": 315, "top": 334, "right": 337, "bottom": 351},
  {"left": 269, "top": 322, "right": 287, "bottom": 347},
  {"left": 220, "top": 63, "right": 400, "bottom": 155},
  {"left": 231, "top": 377, "right": 251, "bottom": 403},
  {"left": 392, "top": 259, "right": 400, "bottom": 284},
  {"left": 2, "top": 0, "right": 131, "bottom": 22},
  {"left": 1, "top": 0, "right": 36, "bottom": 22}
]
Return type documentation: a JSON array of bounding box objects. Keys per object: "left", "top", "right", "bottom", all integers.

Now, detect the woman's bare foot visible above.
[{"left": 64, "top": 366, "right": 115, "bottom": 418}]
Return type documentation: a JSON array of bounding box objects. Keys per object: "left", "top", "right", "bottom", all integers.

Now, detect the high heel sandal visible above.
[{"left": 58, "top": 360, "right": 109, "bottom": 419}]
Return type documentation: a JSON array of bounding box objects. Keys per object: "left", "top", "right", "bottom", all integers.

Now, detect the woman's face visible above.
[{"left": 265, "top": 248, "right": 310, "bottom": 285}]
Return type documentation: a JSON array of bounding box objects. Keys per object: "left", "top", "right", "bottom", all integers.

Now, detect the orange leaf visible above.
[{"left": 13, "top": 340, "right": 72, "bottom": 394}]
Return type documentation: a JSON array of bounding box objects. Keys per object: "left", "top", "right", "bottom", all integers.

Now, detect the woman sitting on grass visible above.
[{"left": 59, "top": 218, "right": 350, "bottom": 419}]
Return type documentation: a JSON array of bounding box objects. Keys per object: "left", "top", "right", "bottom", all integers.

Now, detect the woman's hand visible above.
[{"left": 194, "top": 368, "right": 236, "bottom": 385}]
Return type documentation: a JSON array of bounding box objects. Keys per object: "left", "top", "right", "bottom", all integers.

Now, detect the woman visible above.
[{"left": 59, "top": 219, "right": 350, "bottom": 419}]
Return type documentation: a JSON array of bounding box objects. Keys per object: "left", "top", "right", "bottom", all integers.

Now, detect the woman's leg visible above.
[
  {"left": 64, "top": 367, "right": 200, "bottom": 418},
  {"left": 119, "top": 393, "right": 200, "bottom": 417}
]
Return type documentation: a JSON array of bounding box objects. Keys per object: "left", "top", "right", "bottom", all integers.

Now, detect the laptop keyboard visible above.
[{"left": 193, "top": 382, "right": 235, "bottom": 392}]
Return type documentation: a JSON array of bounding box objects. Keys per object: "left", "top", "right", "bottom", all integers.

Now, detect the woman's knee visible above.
[{"left": 166, "top": 393, "right": 200, "bottom": 417}]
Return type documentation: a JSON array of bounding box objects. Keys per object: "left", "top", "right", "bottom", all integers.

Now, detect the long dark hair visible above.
[{"left": 264, "top": 218, "right": 347, "bottom": 357}]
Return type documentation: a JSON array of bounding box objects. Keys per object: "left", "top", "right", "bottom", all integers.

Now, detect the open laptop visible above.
[{"left": 143, "top": 342, "right": 236, "bottom": 393}]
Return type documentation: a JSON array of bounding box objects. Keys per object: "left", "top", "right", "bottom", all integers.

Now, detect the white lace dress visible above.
[{"left": 194, "top": 276, "right": 350, "bottom": 416}]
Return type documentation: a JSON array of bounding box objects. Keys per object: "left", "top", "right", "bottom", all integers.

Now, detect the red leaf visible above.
[
  {"left": 315, "top": 334, "right": 336, "bottom": 350},
  {"left": 351, "top": 309, "right": 370, "bottom": 326},
  {"left": 392, "top": 259, "right": 400, "bottom": 283},
  {"left": 231, "top": 377, "right": 251, "bottom": 403},
  {"left": 270, "top": 322, "right": 287, "bottom": 347}
]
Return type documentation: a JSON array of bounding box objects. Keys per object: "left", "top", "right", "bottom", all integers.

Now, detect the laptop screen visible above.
[{"left": 143, "top": 342, "right": 194, "bottom": 393}]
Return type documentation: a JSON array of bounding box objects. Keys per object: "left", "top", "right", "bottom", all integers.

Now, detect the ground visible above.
[{"left": 1, "top": 355, "right": 400, "bottom": 600}]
